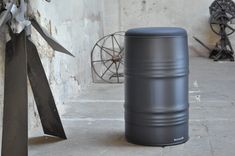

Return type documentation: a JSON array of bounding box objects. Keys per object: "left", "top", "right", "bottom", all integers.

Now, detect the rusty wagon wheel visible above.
[{"left": 91, "top": 31, "right": 125, "bottom": 83}]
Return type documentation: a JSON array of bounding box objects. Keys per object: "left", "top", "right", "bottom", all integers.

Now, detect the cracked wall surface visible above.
[
  {"left": 0, "top": 0, "right": 105, "bottom": 131},
  {"left": 0, "top": 0, "right": 234, "bottom": 133},
  {"left": 102, "top": 0, "right": 235, "bottom": 57}
]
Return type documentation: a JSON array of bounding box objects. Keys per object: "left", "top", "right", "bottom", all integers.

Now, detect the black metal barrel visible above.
[{"left": 124, "top": 27, "right": 189, "bottom": 146}]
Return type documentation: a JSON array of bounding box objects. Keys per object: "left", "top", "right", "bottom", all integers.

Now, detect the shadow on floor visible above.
[
  {"left": 88, "top": 131, "right": 145, "bottom": 148},
  {"left": 29, "top": 136, "right": 65, "bottom": 145}
]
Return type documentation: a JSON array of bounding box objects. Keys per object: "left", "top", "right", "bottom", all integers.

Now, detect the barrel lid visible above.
[{"left": 125, "top": 27, "right": 187, "bottom": 37}]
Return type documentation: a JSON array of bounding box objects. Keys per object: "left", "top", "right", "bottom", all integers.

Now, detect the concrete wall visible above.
[
  {"left": 0, "top": 0, "right": 234, "bottom": 132},
  {"left": 28, "top": 0, "right": 104, "bottom": 128},
  {"left": 103, "top": 0, "right": 235, "bottom": 56},
  {"left": 0, "top": 0, "right": 104, "bottom": 130},
  {"left": 28, "top": 0, "right": 104, "bottom": 102}
]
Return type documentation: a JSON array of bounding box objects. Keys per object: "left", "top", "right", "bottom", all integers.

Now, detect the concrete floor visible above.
[{"left": 29, "top": 56, "right": 235, "bottom": 156}]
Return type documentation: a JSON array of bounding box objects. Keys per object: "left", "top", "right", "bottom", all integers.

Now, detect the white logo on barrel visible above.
[{"left": 174, "top": 137, "right": 184, "bottom": 142}]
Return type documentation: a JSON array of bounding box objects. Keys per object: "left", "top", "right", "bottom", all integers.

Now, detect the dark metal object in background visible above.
[
  {"left": 0, "top": 1, "right": 73, "bottom": 156},
  {"left": 31, "top": 18, "right": 74, "bottom": 57},
  {"left": 125, "top": 27, "right": 189, "bottom": 146},
  {"left": 194, "top": 0, "right": 235, "bottom": 61},
  {"left": 91, "top": 31, "right": 125, "bottom": 83},
  {"left": 0, "top": 2, "right": 13, "bottom": 29},
  {"left": 27, "top": 39, "right": 67, "bottom": 139},
  {"left": 2, "top": 31, "right": 28, "bottom": 156}
]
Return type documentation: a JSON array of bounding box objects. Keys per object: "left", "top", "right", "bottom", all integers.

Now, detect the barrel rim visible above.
[{"left": 125, "top": 27, "right": 188, "bottom": 37}]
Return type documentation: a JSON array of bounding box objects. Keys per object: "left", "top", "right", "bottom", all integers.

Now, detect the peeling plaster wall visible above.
[
  {"left": 0, "top": 0, "right": 104, "bottom": 130},
  {"left": 29, "top": 0, "right": 104, "bottom": 102},
  {"left": 27, "top": 0, "right": 104, "bottom": 128},
  {"left": 103, "top": 0, "right": 235, "bottom": 57},
  {"left": 0, "top": 0, "right": 233, "bottom": 133}
]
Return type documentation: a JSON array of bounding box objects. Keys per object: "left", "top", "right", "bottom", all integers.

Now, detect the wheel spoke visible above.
[
  {"left": 119, "top": 48, "right": 125, "bottom": 55},
  {"left": 101, "top": 62, "right": 114, "bottom": 78},
  {"left": 111, "top": 35, "right": 115, "bottom": 55},
  {"left": 113, "top": 35, "right": 122, "bottom": 51},
  {"left": 210, "top": 7, "right": 217, "bottom": 12},
  {"left": 103, "top": 46, "right": 120, "bottom": 53},
  {"left": 96, "top": 44, "right": 113, "bottom": 57},
  {"left": 215, "top": 1, "right": 223, "bottom": 10},
  {"left": 117, "top": 60, "right": 122, "bottom": 71},
  {"left": 211, "top": 21, "right": 221, "bottom": 25},
  {"left": 99, "top": 36, "right": 110, "bottom": 60},
  {"left": 225, "top": 23, "right": 235, "bottom": 31},
  {"left": 114, "top": 62, "right": 120, "bottom": 83},
  {"left": 92, "top": 59, "right": 112, "bottom": 63}
]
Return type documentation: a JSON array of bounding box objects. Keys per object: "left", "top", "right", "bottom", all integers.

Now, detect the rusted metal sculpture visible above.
[
  {"left": 91, "top": 31, "right": 125, "bottom": 83},
  {"left": 0, "top": 0, "right": 74, "bottom": 156},
  {"left": 194, "top": 0, "right": 235, "bottom": 61}
]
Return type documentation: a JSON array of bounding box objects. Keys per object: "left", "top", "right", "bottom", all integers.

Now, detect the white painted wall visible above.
[
  {"left": 28, "top": 0, "right": 104, "bottom": 128},
  {"left": 28, "top": 0, "right": 104, "bottom": 103},
  {"left": 0, "top": 0, "right": 234, "bottom": 132},
  {"left": 0, "top": 0, "right": 105, "bottom": 130},
  {"left": 103, "top": 0, "right": 235, "bottom": 56}
]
